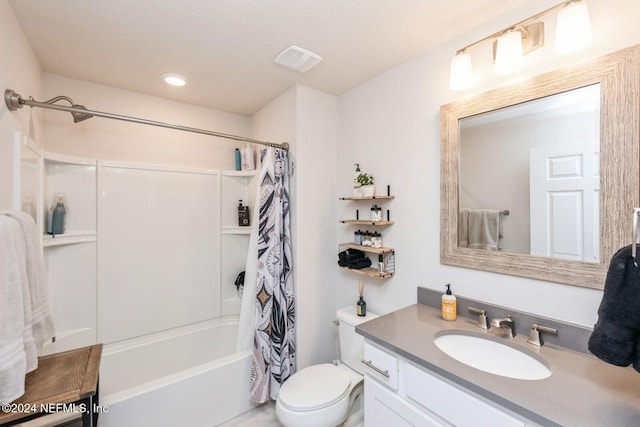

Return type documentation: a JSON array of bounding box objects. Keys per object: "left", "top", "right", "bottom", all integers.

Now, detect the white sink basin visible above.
[{"left": 434, "top": 330, "right": 551, "bottom": 380}]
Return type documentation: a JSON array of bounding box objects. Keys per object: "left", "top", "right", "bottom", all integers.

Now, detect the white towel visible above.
[
  {"left": 0, "top": 216, "right": 29, "bottom": 404},
  {"left": 0, "top": 211, "right": 55, "bottom": 404},
  {"left": 3, "top": 211, "right": 55, "bottom": 349},
  {"left": 468, "top": 209, "right": 501, "bottom": 251}
]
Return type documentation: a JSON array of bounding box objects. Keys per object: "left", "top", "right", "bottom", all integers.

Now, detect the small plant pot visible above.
[{"left": 360, "top": 185, "right": 375, "bottom": 197}]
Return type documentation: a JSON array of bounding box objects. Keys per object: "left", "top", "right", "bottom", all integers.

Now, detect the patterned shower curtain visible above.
[{"left": 249, "top": 147, "right": 295, "bottom": 403}]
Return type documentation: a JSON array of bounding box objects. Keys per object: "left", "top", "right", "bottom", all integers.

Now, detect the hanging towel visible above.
[
  {"left": 0, "top": 216, "right": 30, "bottom": 404},
  {"left": 588, "top": 245, "right": 640, "bottom": 372},
  {"left": 468, "top": 209, "right": 501, "bottom": 251},
  {"left": 458, "top": 208, "right": 469, "bottom": 247},
  {"left": 2, "top": 211, "right": 55, "bottom": 349}
]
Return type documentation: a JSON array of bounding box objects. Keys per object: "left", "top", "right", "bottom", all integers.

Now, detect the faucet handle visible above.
[
  {"left": 527, "top": 324, "right": 558, "bottom": 347},
  {"left": 467, "top": 306, "right": 488, "bottom": 329}
]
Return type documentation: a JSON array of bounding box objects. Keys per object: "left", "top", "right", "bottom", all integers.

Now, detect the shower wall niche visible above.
[{"left": 12, "top": 136, "right": 256, "bottom": 353}]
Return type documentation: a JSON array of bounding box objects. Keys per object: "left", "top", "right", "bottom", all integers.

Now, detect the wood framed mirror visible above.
[{"left": 440, "top": 45, "right": 640, "bottom": 288}]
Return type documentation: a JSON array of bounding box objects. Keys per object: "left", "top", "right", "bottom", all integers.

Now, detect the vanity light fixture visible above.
[
  {"left": 449, "top": 0, "right": 592, "bottom": 90},
  {"left": 161, "top": 73, "right": 187, "bottom": 87}
]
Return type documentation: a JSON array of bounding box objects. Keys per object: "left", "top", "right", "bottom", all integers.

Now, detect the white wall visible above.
[
  {"left": 0, "top": 0, "right": 43, "bottom": 210},
  {"left": 337, "top": 0, "right": 640, "bottom": 327},
  {"left": 41, "top": 73, "right": 251, "bottom": 169},
  {"left": 251, "top": 85, "right": 338, "bottom": 369}
]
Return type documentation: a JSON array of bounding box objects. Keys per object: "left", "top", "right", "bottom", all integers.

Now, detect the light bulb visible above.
[
  {"left": 449, "top": 51, "right": 474, "bottom": 91},
  {"left": 555, "top": 1, "right": 592, "bottom": 54},
  {"left": 495, "top": 30, "right": 523, "bottom": 75}
]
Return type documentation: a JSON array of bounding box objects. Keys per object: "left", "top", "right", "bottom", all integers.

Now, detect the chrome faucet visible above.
[
  {"left": 491, "top": 314, "right": 516, "bottom": 338},
  {"left": 468, "top": 306, "right": 488, "bottom": 329}
]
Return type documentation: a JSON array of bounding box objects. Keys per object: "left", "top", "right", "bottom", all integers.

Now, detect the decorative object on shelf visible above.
[
  {"left": 377, "top": 254, "right": 384, "bottom": 274},
  {"left": 353, "top": 163, "right": 362, "bottom": 197},
  {"left": 370, "top": 205, "right": 382, "bottom": 221},
  {"left": 357, "top": 173, "right": 375, "bottom": 197},
  {"left": 357, "top": 279, "right": 367, "bottom": 317}
]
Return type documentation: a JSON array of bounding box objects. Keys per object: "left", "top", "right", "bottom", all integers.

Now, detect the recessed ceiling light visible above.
[{"left": 161, "top": 73, "right": 187, "bottom": 86}]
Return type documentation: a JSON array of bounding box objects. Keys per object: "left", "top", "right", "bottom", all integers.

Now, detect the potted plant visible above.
[{"left": 357, "top": 173, "right": 375, "bottom": 197}]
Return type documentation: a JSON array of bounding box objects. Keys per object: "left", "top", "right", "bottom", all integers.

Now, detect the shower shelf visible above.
[
  {"left": 43, "top": 231, "right": 97, "bottom": 247},
  {"left": 221, "top": 226, "right": 251, "bottom": 235}
]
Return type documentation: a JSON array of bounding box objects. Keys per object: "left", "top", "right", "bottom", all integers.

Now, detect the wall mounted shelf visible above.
[{"left": 338, "top": 193, "right": 396, "bottom": 279}]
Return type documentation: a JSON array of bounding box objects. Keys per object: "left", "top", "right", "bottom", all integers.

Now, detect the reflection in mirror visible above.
[
  {"left": 440, "top": 45, "right": 640, "bottom": 289},
  {"left": 458, "top": 84, "right": 600, "bottom": 262}
]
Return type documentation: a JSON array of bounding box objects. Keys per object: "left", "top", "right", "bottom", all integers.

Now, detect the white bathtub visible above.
[{"left": 98, "top": 317, "right": 256, "bottom": 427}]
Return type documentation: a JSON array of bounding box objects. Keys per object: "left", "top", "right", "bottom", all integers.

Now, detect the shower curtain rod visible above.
[{"left": 4, "top": 89, "right": 289, "bottom": 150}]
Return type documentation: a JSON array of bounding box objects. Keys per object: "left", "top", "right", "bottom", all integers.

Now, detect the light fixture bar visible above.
[{"left": 455, "top": 0, "right": 578, "bottom": 54}]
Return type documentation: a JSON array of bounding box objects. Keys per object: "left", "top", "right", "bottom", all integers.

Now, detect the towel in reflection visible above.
[
  {"left": 459, "top": 208, "right": 502, "bottom": 250},
  {"left": 588, "top": 245, "right": 640, "bottom": 372}
]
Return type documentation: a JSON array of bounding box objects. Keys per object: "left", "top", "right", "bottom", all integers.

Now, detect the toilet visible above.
[{"left": 276, "top": 306, "right": 378, "bottom": 427}]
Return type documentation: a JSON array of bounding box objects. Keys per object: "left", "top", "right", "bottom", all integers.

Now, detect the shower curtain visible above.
[{"left": 240, "top": 147, "right": 295, "bottom": 404}]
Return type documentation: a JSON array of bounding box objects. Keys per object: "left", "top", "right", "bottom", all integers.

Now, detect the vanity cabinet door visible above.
[
  {"left": 364, "top": 377, "right": 447, "bottom": 427},
  {"left": 405, "top": 364, "right": 525, "bottom": 427}
]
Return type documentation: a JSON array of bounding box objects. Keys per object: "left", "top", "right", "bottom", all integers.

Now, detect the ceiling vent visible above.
[{"left": 274, "top": 45, "right": 322, "bottom": 73}]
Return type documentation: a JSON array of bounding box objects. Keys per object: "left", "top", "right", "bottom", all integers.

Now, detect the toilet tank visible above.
[{"left": 337, "top": 306, "right": 379, "bottom": 375}]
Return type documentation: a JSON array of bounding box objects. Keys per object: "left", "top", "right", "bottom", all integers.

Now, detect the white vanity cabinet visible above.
[{"left": 363, "top": 341, "right": 532, "bottom": 427}]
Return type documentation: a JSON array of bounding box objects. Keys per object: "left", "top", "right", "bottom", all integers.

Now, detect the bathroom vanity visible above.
[{"left": 357, "top": 303, "right": 640, "bottom": 426}]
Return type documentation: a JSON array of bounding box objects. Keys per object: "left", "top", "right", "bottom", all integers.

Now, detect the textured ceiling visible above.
[{"left": 9, "top": 0, "right": 529, "bottom": 115}]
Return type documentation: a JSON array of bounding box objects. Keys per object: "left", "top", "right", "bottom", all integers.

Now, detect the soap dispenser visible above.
[{"left": 441, "top": 283, "right": 457, "bottom": 321}]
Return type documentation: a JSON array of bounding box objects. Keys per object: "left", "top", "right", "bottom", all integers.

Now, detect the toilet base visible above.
[{"left": 275, "top": 381, "right": 363, "bottom": 427}]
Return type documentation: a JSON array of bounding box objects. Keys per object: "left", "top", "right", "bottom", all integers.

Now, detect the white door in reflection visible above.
[{"left": 530, "top": 143, "right": 599, "bottom": 261}]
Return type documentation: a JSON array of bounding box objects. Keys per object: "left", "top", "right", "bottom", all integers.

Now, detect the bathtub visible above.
[{"left": 98, "top": 317, "right": 256, "bottom": 427}]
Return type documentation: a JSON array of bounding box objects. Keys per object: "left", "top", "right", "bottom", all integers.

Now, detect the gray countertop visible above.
[{"left": 356, "top": 304, "right": 640, "bottom": 427}]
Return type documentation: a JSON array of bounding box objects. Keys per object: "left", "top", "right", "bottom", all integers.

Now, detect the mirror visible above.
[
  {"left": 459, "top": 84, "right": 600, "bottom": 261},
  {"left": 440, "top": 45, "right": 640, "bottom": 288}
]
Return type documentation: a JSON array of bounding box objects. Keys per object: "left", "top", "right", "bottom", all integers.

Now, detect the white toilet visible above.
[{"left": 276, "top": 306, "right": 378, "bottom": 427}]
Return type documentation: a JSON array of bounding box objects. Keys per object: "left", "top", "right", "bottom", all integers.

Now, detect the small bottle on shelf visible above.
[
  {"left": 357, "top": 280, "right": 367, "bottom": 317},
  {"left": 238, "top": 200, "right": 250, "bottom": 227},
  {"left": 377, "top": 254, "right": 384, "bottom": 274}
]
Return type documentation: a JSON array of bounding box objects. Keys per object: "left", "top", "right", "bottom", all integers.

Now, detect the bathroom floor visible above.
[{"left": 217, "top": 401, "right": 282, "bottom": 427}]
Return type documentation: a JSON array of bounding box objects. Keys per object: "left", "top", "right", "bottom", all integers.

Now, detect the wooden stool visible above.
[{"left": 0, "top": 344, "right": 102, "bottom": 427}]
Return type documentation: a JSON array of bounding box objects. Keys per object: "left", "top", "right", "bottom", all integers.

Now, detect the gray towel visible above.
[{"left": 467, "top": 209, "right": 501, "bottom": 251}]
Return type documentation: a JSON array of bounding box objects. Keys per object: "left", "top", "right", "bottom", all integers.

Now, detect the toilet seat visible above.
[{"left": 278, "top": 364, "right": 356, "bottom": 411}]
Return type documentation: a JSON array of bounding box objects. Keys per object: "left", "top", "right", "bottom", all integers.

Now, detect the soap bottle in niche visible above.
[
  {"left": 441, "top": 283, "right": 457, "bottom": 321},
  {"left": 48, "top": 193, "right": 67, "bottom": 237},
  {"left": 357, "top": 279, "right": 367, "bottom": 316},
  {"left": 238, "top": 200, "right": 250, "bottom": 227},
  {"left": 352, "top": 163, "right": 362, "bottom": 197},
  {"left": 235, "top": 148, "right": 242, "bottom": 171}
]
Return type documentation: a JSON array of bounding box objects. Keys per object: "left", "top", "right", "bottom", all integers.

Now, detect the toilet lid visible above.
[{"left": 278, "top": 364, "right": 353, "bottom": 411}]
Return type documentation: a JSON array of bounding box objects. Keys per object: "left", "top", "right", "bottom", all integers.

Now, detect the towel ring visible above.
[{"left": 633, "top": 208, "right": 640, "bottom": 267}]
